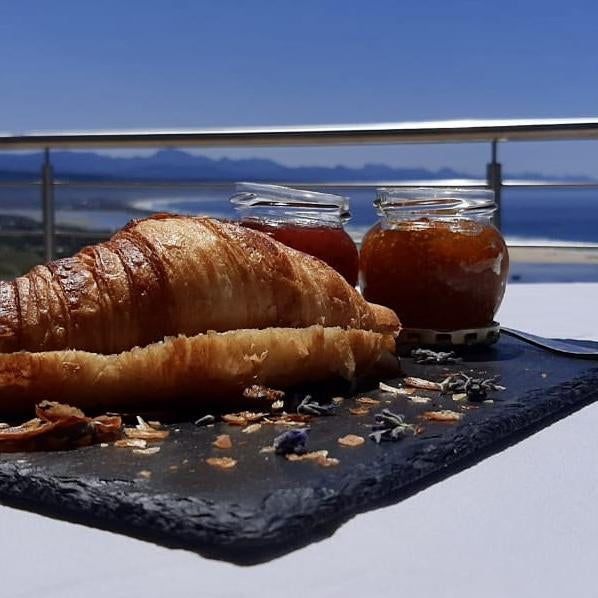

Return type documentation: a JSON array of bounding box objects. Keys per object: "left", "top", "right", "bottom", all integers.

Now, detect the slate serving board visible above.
[{"left": 1, "top": 334, "right": 597, "bottom": 565}]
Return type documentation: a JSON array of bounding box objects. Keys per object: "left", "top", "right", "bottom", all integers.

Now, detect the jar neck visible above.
[
  {"left": 236, "top": 206, "right": 347, "bottom": 228},
  {"left": 375, "top": 187, "right": 497, "bottom": 226},
  {"left": 230, "top": 182, "right": 351, "bottom": 228}
]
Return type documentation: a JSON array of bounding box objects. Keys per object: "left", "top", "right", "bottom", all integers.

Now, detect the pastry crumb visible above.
[
  {"left": 213, "top": 434, "right": 233, "bottom": 449},
  {"left": 115, "top": 438, "right": 147, "bottom": 449},
  {"left": 124, "top": 425, "right": 169, "bottom": 441},
  {"left": 404, "top": 377, "right": 443, "bottom": 391},
  {"left": 350, "top": 406, "right": 370, "bottom": 416},
  {"left": 286, "top": 450, "right": 339, "bottom": 467},
  {"left": 222, "top": 411, "right": 267, "bottom": 426},
  {"left": 357, "top": 396, "right": 380, "bottom": 405},
  {"left": 206, "top": 457, "right": 237, "bottom": 469},
  {"left": 221, "top": 414, "right": 247, "bottom": 426},
  {"left": 242, "top": 423, "right": 262, "bottom": 434},
  {"left": 338, "top": 434, "right": 365, "bottom": 447},
  {"left": 422, "top": 410, "right": 463, "bottom": 422},
  {"left": 379, "top": 382, "right": 416, "bottom": 396},
  {"left": 133, "top": 447, "right": 160, "bottom": 455},
  {"left": 242, "top": 384, "right": 285, "bottom": 401},
  {"left": 409, "top": 395, "right": 431, "bottom": 404}
]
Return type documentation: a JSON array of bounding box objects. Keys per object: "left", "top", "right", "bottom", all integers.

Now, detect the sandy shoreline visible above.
[{"left": 508, "top": 246, "right": 598, "bottom": 264}]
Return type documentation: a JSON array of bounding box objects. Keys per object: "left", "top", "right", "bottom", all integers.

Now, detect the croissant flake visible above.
[{"left": 0, "top": 401, "right": 122, "bottom": 452}]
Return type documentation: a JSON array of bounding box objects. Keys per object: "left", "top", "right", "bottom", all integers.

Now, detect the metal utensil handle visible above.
[{"left": 501, "top": 327, "right": 598, "bottom": 359}]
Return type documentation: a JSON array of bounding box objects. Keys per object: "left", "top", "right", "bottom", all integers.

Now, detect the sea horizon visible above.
[{"left": 2, "top": 185, "right": 597, "bottom": 246}]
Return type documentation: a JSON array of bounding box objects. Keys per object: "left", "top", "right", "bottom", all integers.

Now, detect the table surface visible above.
[{"left": 2, "top": 282, "right": 598, "bottom": 598}]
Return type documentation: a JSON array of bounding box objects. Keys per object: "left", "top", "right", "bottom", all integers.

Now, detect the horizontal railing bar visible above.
[
  {"left": 0, "top": 179, "right": 597, "bottom": 190},
  {"left": 503, "top": 181, "right": 598, "bottom": 189},
  {"left": 2, "top": 118, "right": 598, "bottom": 150}
]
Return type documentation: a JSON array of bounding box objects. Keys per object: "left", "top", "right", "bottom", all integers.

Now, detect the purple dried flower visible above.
[{"left": 273, "top": 428, "right": 310, "bottom": 455}]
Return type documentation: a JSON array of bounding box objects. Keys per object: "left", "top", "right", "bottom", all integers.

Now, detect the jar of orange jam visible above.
[
  {"left": 360, "top": 188, "right": 509, "bottom": 331},
  {"left": 231, "top": 183, "right": 359, "bottom": 286}
]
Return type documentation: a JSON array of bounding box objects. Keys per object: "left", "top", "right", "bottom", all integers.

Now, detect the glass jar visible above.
[
  {"left": 231, "top": 183, "right": 359, "bottom": 286},
  {"left": 359, "top": 188, "right": 509, "bottom": 331}
]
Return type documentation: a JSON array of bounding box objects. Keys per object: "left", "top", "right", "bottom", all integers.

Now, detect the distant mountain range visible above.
[{"left": 0, "top": 149, "right": 594, "bottom": 183}]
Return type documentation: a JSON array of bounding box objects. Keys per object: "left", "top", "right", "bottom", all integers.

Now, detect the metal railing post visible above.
[
  {"left": 41, "top": 148, "right": 55, "bottom": 261},
  {"left": 486, "top": 140, "right": 502, "bottom": 229}
]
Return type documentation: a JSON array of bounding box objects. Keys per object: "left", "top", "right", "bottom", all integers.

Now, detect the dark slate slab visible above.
[{"left": 0, "top": 334, "right": 597, "bottom": 565}]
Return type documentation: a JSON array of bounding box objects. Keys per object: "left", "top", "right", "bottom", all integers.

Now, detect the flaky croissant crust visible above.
[
  {"left": 0, "top": 215, "right": 399, "bottom": 354},
  {"left": 0, "top": 325, "right": 399, "bottom": 415}
]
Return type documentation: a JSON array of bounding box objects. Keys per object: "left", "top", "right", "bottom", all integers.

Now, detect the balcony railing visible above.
[{"left": 1, "top": 117, "right": 598, "bottom": 261}]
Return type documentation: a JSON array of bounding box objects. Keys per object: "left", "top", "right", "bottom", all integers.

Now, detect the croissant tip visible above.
[{"left": 368, "top": 303, "right": 401, "bottom": 336}]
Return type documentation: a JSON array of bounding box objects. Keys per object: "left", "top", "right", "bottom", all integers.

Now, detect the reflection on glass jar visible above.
[
  {"left": 230, "top": 183, "right": 359, "bottom": 286},
  {"left": 359, "top": 188, "right": 509, "bottom": 331}
]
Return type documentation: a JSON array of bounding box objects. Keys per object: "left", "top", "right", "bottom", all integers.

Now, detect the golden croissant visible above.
[{"left": 0, "top": 215, "right": 400, "bottom": 413}]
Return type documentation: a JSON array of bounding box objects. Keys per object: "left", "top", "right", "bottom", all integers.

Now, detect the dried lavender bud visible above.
[
  {"left": 444, "top": 373, "right": 505, "bottom": 401},
  {"left": 411, "top": 348, "right": 462, "bottom": 365},
  {"left": 373, "top": 409, "right": 407, "bottom": 429},
  {"left": 273, "top": 428, "right": 310, "bottom": 455},
  {"left": 369, "top": 409, "right": 418, "bottom": 444},
  {"left": 194, "top": 415, "right": 216, "bottom": 427},
  {"left": 369, "top": 425, "right": 417, "bottom": 444},
  {"left": 465, "top": 379, "right": 487, "bottom": 401},
  {"left": 369, "top": 430, "right": 386, "bottom": 444},
  {"left": 297, "top": 395, "right": 336, "bottom": 416}
]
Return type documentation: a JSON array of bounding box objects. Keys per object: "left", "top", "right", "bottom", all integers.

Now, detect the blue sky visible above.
[{"left": 1, "top": 0, "right": 597, "bottom": 176}]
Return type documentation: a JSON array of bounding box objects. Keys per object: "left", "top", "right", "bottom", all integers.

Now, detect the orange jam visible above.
[
  {"left": 360, "top": 219, "right": 509, "bottom": 330},
  {"left": 242, "top": 220, "right": 359, "bottom": 286},
  {"left": 231, "top": 183, "right": 359, "bottom": 286}
]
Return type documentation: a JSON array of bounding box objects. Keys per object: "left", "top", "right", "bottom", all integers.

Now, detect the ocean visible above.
[
  {"left": 131, "top": 187, "right": 598, "bottom": 246},
  {"left": 0, "top": 184, "right": 597, "bottom": 281},
  {"left": 0, "top": 184, "right": 597, "bottom": 244}
]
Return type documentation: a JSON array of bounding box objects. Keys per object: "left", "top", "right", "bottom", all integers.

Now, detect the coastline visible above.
[{"left": 509, "top": 246, "right": 598, "bottom": 264}]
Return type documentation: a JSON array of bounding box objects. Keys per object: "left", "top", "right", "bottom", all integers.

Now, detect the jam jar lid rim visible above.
[
  {"left": 231, "top": 182, "right": 350, "bottom": 212},
  {"left": 376, "top": 186, "right": 495, "bottom": 202},
  {"left": 374, "top": 187, "right": 496, "bottom": 214}
]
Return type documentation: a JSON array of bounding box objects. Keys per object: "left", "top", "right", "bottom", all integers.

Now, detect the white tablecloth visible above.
[{"left": 2, "top": 283, "right": 598, "bottom": 598}]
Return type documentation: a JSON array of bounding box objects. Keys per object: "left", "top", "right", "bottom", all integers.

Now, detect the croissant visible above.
[
  {"left": 0, "top": 214, "right": 398, "bottom": 354},
  {"left": 0, "top": 215, "right": 401, "bottom": 414},
  {"left": 0, "top": 325, "right": 398, "bottom": 415}
]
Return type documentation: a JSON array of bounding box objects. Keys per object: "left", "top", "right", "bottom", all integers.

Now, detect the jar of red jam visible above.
[
  {"left": 231, "top": 183, "right": 359, "bottom": 286},
  {"left": 360, "top": 188, "right": 509, "bottom": 332}
]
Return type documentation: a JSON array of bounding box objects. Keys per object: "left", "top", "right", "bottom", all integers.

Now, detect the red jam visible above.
[
  {"left": 242, "top": 220, "right": 359, "bottom": 286},
  {"left": 359, "top": 219, "right": 509, "bottom": 330}
]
